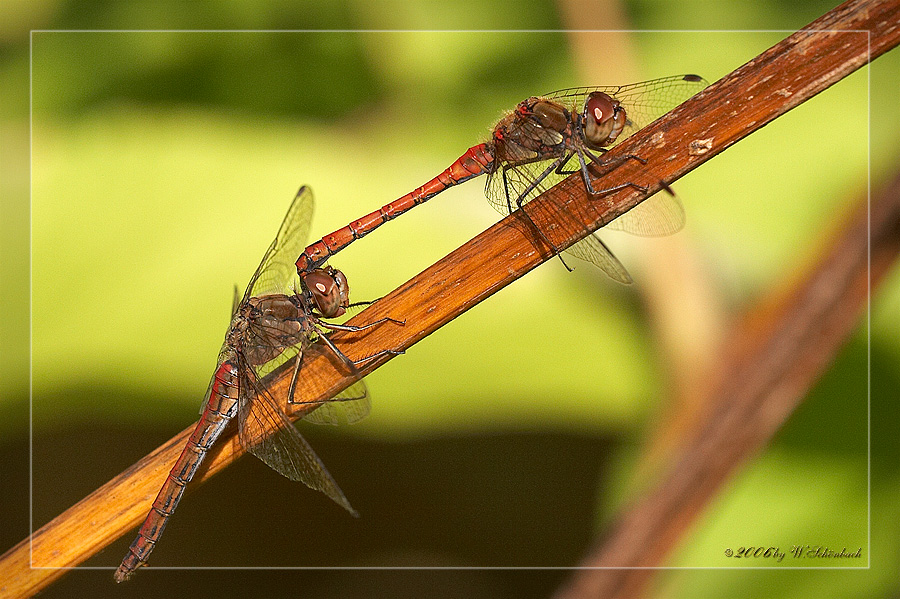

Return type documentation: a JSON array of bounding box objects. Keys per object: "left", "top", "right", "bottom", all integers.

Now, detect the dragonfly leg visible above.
[
  {"left": 317, "top": 331, "right": 404, "bottom": 373},
  {"left": 504, "top": 158, "right": 573, "bottom": 264},
  {"left": 553, "top": 150, "right": 578, "bottom": 175},
  {"left": 311, "top": 333, "right": 359, "bottom": 382},
  {"left": 287, "top": 345, "right": 401, "bottom": 411},
  {"left": 317, "top": 315, "right": 405, "bottom": 333},
  {"left": 587, "top": 148, "right": 647, "bottom": 169},
  {"left": 580, "top": 150, "right": 649, "bottom": 195},
  {"left": 555, "top": 253, "right": 575, "bottom": 272},
  {"left": 512, "top": 157, "right": 564, "bottom": 206},
  {"left": 501, "top": 165, "right": 515, "bottom": 215},
  {"left": 288, "top": 352, "right": 305, "bottom": 403},
  {"left": 346, "top": 296, "right": 407, "bottom": 310},
  {"left": 576, "top": 149, "right": 598, "bottom": 194},
  {"left": 284, "top": 336, "right": 363, "bottom": 406},
  {"left": 289, "top": 314, "right": 404, "bottom": 392},
  {"left": 346, "top": 299, "right": 376, "bottom": 309},
  {"left": 351, "top": 347, "right": 405, "bottom": 367},
  {"left": 587, "top": 149, "right": 674, "bottom": 196},
  {"left": 659, "top": 179, "right": 675, "bottom": 196}
]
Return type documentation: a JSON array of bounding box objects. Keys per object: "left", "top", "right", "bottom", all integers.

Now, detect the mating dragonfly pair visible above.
[{"left": 116, "top": 74, "right": 708, "bottom": 581}]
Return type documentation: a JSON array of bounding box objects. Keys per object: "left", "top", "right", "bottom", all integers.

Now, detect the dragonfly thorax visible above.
[
  {"left": 530, "top": 99, "right": 570, "bottom": 134},
  {"left": 232, "top": 295, "right": 305, "bottom": 366},
  {"left": 245, "top": 295, "right": 301, "bottom": 321},
  {"left": 492, "top": 99, "right": 569, "bottom": 164}
]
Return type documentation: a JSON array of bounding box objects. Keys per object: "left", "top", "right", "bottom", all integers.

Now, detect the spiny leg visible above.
[
  {"left": 351, "top": 347, "right": 405, "bottom": 366},
  {"left": 502, "top": 164, "right": 516, "bottom": 216},
  {"left": 501, "top": 160, "right": 571, "bottom": 264},
  {"left": 288, "top": 352, "right": 305, "bottom": 403},
  {"left": 317, "top": 316, "right": 406, "bottom": 332},
  {"left": 346, "top": 299, "right": 375, "bottom": 310},
  {"left": 317, "top": 332, "right": 403, "bottom": 374},
  {"left": 587, "top": 148, "right": 648, "bottom": 169},
  {"left": 315, "top": 314, "right": 405, "bottom": 376},
  {"left": 583, "top": 150, "right": 649, "bottom": 195},
  {"left": 287, "top": 315, "right": 404, "bottom": 405},
  {"left": 512, "top": 157, "right": 566, "bottom": 205},
  {"left": 577, "top": 149, "right": 598, "bottom": 194}
]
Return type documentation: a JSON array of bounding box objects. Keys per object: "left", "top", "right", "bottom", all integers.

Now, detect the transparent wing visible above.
[
  {"left": 543, "top": 74, "right": 709, "bottom": 147},
  {"left": 235, "top": 353, "right": 357, "bottom": 516},
  {"left": 231, "top": 285, "right": 241, "bottom": 317},
  {"left": 605, "top": 191, "right": 686, "bottom": 236},
  {"left": 302, "top": 379, "right": 371, "bottom": 426},
  {"left": 244, "top": 186, "right": 316, "bottom": 302},
  {"left": 565, "top": 234, "right": 633, "bottom": 284}
]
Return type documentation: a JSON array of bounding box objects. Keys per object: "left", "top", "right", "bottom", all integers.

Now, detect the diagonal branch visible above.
[{"left": 1, "top": 0, "right": 897, "bottom": 596}]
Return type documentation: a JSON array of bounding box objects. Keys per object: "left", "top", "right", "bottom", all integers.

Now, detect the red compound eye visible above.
[
  {"left": 583, "top": 92, "right": 625, "bottom": 148},
  {"left": 586, "top": 92, "right": 615, "bottom": 126}
]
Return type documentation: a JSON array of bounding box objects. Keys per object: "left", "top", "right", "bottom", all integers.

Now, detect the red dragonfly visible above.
[
  {"left": 115, "top": 186, "right": 401, "bottom": 582},
  {"left": 297, "top": 74, "right": 708, "bottom": 283}
]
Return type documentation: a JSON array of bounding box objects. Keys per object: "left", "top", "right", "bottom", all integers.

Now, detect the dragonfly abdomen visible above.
[
  {"left": 114, "top": 362, "right": 240, "bottom": 582},
  {"left": 295, "top": 143, "right": 495, "bottom": 273}
]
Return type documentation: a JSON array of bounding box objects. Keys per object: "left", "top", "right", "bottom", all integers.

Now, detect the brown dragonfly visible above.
[
  {"left": 296, "top": 74, "right": 708, "bottom": 283},
  {"left": 115, "top": 186, "right": 401, "bottom": 582}
]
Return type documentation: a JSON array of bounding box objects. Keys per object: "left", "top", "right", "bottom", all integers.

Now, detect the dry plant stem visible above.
[
  {"left": 1, "top": 1, "right": 897, "bottom": 597},
  {"left": 552, "top": 160, "right": 900, "bottom": 599}
]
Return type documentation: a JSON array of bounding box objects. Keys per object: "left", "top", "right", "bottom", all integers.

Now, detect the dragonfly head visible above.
[
  {"left": 583, "top": 91, "right": 626, "bottom": 149},
  {"left": 300, "top": 266, "right": 350, "bottom": 318}
]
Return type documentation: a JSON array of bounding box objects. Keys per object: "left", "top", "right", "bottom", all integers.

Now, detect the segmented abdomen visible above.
[{"left": 114, "top": 360, "right": 240, "bottom": 582}]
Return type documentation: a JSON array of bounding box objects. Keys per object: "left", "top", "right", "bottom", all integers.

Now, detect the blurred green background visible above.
[{"left": 2, "top": 1, "right": 899, "bottom": 597}]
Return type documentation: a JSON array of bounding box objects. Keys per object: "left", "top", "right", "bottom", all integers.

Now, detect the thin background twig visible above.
[
  {"left": 551, "top": 0, "right": 900, "bottom": 596},
  {"left": 553, "top": 166, "right": 900, "bottom": 599}
]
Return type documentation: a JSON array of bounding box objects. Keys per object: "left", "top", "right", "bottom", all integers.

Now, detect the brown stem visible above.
[
  {"left": 549, "top": 1, "right": 900, "bottom": 596},
  {"left": 1, "top": 0, "right": 897, "bottom": 596}
]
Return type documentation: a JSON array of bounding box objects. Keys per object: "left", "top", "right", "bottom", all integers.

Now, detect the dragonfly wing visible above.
[
  {"left": 231, "top": 285, "right": 241, "bottom": 317},
  {"left": 564, "top": 234, "right": 633, "bottom": 284},
  {"left": 605, "top": 191, "right": 685, "bottom": 236},
  {"left": 302, "top": 379, "right": 371, "bottom": 426},
  {"left": 245, "top": 186, "right": 316, "bottom": 301},
  {"left": 236, "top": 355, "right": 357, "bottom": 515}
]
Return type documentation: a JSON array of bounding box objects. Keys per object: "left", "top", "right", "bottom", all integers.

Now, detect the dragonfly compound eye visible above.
[
  {"left": 331, "top": 268, "right": 351, "bottom": 308},
  {"left": 304, "top": 268, "right": 347, "bottom": 318},
  {"left": 583, "top": 91, "right": 626, "bottom": 149}
]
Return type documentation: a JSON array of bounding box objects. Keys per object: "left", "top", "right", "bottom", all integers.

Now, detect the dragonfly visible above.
[
  {"left": 115, "top": 186, "right": 402, "bottom": 582},
  {"left": 296, "top": 74, "right": 708, "bottom": 283}
]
